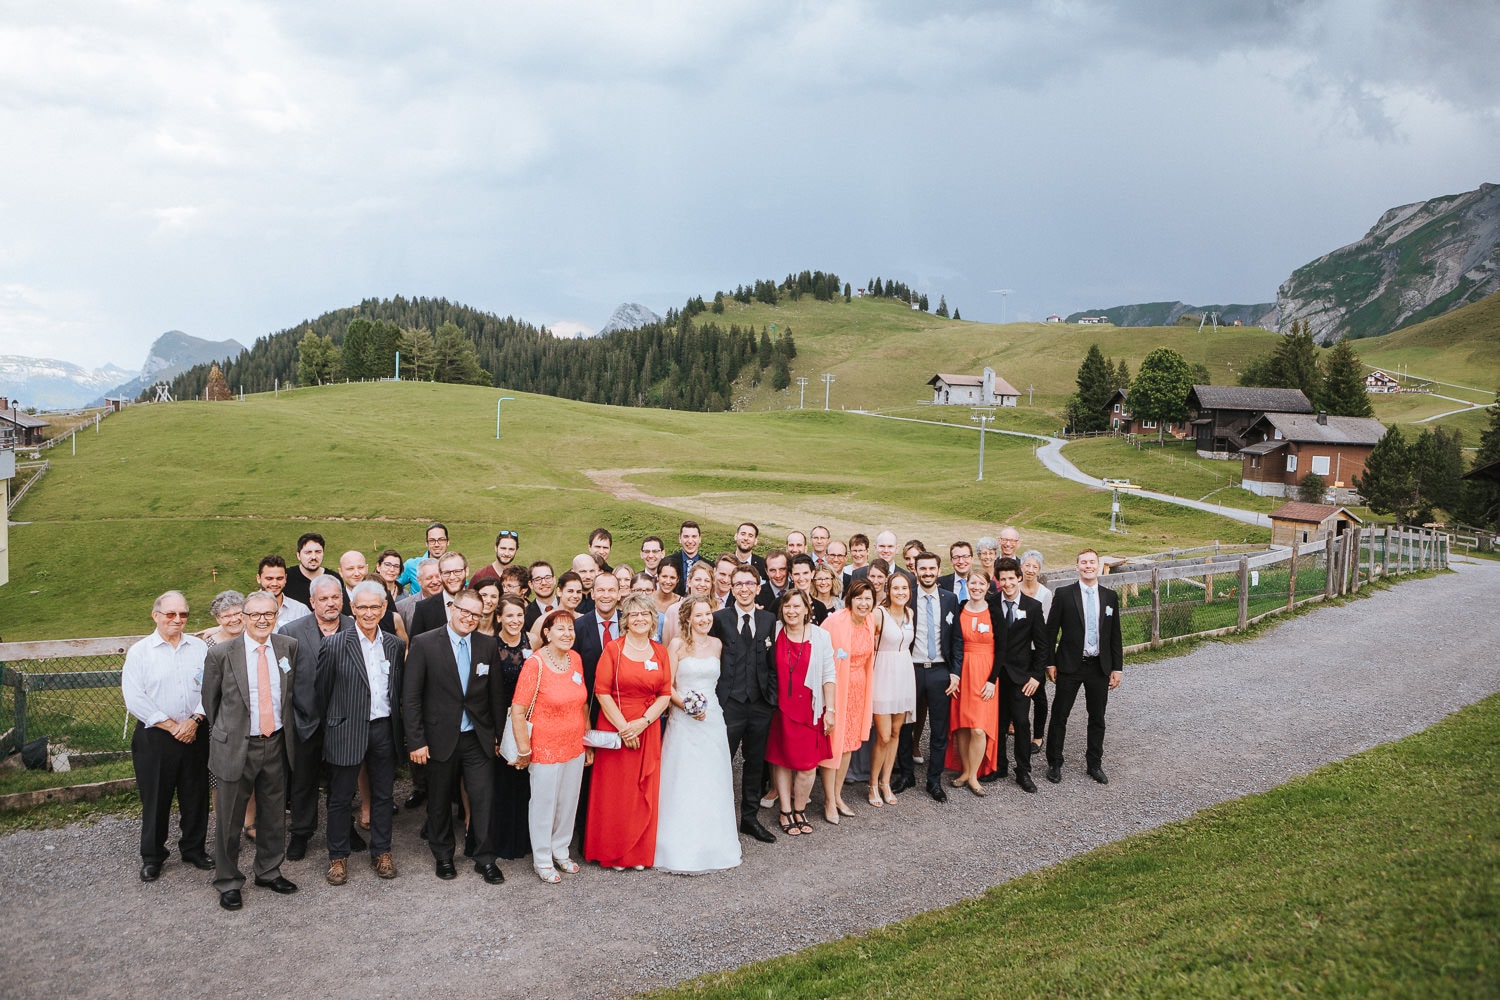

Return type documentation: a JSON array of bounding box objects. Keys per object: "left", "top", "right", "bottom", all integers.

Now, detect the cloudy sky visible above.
[{"left": 3, "top": 0, "right": 1497, "bottom": 369}]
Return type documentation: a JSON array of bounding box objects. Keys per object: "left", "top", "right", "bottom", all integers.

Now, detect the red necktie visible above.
[{"left": 256, "top": 644, "right": 275, "bottom": 736}]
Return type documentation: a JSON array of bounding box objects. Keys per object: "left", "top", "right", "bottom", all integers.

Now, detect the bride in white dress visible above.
[{"left": 654, "top": 596, "right": 742, "bottom": 874}]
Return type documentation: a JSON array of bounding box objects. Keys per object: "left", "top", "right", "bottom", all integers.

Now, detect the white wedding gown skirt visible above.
[{"left": 654, "top": 656, "right": 742, "bottom": 874}]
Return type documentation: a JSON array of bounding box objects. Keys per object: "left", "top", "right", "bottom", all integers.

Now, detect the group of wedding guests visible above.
[{"left": 123, "top": 519, "right": 1125, "bottom": 908}]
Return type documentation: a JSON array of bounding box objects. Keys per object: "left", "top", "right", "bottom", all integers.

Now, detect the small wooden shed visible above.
[{"left": 1268, "top": 501, "right": 1363, "bottom": 547}]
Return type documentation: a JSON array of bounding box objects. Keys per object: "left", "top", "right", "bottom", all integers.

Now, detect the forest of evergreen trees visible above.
[{"left": 163, "top": 289, "right": 800, "bottom": 413}]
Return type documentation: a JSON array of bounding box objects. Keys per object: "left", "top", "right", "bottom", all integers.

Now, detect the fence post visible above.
[
  {"left": 1287, "top": 545, "right": 1298, "bottom": 609},
  {"left": 1350, "top": 527, "right": 1362, "bottom": 593},
  {"left": 1237, "top": 557, "right": 1249, "bottom": 631},
  {"left": 1325, "top": 533, "right": 1337, "bottom": 599},
  {"left": 1383, "top": 527, "right": 1392, "bottom": 579},
  {"left": 1205, "top": 560, "right": 1215, "bottom": 603},
  {"left": 1149, "top": 566, "right": 1162, "bottom": 648}
]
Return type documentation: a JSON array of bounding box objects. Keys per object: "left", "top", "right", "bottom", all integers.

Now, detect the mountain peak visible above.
[{"left": 599, "top": 303, "right": 663, "bottom": 335}]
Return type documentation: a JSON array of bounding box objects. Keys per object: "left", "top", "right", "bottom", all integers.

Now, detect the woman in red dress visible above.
[
  {"left": 946, "top": 570, "right": 1000, "bottom": 795},
  {"left": 764, "top": 591, "right": 837, "bottom": 836},
  {"left": 584, "top": 593, "right": 673, "bottom": 870}
]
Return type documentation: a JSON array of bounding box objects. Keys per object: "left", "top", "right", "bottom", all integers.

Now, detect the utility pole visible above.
[
  {"left": 1028, "top": 384, "right": 1034, "bottom": 406},
  {"left": 795, "top": 376, "right": 809, "bottom": 409},
  {"left": 971, "top": 407, "right": 995, "bottom": 481},
  {"left": 820, "top": 373, "right": 835, "bottom": 410}
]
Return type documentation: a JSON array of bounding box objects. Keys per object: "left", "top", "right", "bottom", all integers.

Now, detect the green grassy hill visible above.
[
  {"left": 2, "top": 381, "right": 1269, "bottom": 640},
  {"left": 716, "top": 295, "right": 1281, "bottom": 426}
]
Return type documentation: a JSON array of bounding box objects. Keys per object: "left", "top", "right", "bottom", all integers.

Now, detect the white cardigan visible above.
[{"left": 774, "top": 622, "right": 837, "bottom": 722}]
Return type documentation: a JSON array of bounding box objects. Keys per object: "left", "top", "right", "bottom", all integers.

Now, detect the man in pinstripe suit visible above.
[{"left": 320, "top": 580, "right": 407, "bottom": 885}]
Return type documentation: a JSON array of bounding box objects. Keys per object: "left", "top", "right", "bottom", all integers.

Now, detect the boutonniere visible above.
[
  {"left": 476, "top": 662, "right": 490, "bottom": 677},
  {"left": 835, "top": 648, "right": 849, "bottom": 660},
  {"left": 763, "top": 636, "right": 773, "bottom": 649},
  {"left": 1105, "top": 606, "right": 1114, "bottom": 617},
  {"left": 945, "top": 611, "right": 954, "bottom": 625},
  {"left": 278, "top": 656, "right": 291, "bottom": 674}
]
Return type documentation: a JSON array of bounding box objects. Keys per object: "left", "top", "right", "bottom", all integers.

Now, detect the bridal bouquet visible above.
[{"left": 682, "top": 691, "right": 709, "bottom": 717}]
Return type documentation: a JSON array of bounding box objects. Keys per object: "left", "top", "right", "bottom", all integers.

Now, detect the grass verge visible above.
[{"left": 651, "top": 689, "right": 1499, "bottom": 999}]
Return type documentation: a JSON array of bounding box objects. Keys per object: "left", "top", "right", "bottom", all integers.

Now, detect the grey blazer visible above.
[
  {"left": 277, "top": 614, "right": 352, "bottom": 741},
  {"left": 321, "top": 627, "right": 407, "bottom": 767},
  {"left": 203, "top": 633, "right": 298, "bottom": 782}
]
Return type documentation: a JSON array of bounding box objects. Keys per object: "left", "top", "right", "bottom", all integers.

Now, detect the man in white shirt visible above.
[
  {"left": 256, "top": 554, "right": 310, "bottom": 629},
  {"left": 121, "top": 591, "right": 212, "bottom": 881}
]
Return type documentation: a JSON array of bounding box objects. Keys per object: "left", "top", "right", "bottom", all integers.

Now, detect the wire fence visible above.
[{"left": 0, "top": 637, "right": 139, "bottom": 769}]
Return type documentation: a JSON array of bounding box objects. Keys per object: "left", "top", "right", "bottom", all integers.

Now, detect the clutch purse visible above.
[{"left": 583, "top": 729, "right": 622, "bottom": 750}]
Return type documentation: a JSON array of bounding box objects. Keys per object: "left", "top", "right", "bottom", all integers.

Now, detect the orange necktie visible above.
[{"left": 256, "top": 644, "right": 275, "bottom": 736}]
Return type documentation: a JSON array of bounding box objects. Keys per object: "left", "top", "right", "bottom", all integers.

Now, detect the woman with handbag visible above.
[
  {"left": 584, "top": 593, "right": 673, "bottom": 870},
  {"left": 508, "top": 608, "right": 593, "bottom": 883},
  {"left": 764, "top": 590, "right": 837, "bottom": 836}
]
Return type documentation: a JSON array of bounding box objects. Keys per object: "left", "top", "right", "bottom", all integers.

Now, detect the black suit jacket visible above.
[
  {"left": 983, "top": 592, "right": 1047, "bottom": 684},
  {"left": 710, "top": 605, "right": 777, "bottom": 707},
  {"left": 1045, "top": 581, "right": 1125, "bottom": 675},
  {"left": 756, "top": 581, "right": 786, "bottom": 612},
  {"left": 911, "top": 586, "right": 965, "bottom": 679},
  {"left": 321, "top": 627, "right": 406, "bottom": 766},
  {"left": 408, "top": 592, "right": 452, "bottom": 638},
  {"left": 572, "top": 610, "right": 620, "bottom": 695},
  {"left": 402, "top": 627, "right": 505, "bottom": 762},
  {"left": 276, "top": 614, "right": 353, "bottom": 740}
]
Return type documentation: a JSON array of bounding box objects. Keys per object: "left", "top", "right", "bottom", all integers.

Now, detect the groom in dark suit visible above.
[
  {"left": 1044, "top": 548, "right": 1125, "bottom": 786},
  {"left": 403, "top": 589, "right": 508, "bottom": 884},
  {"left": 897, "top": 552, "right": 964, "bottom": 801},
  {"left": 711, "top": 565, "right": 778, "bottom": 842},
  {"left": 985, "top": 558, "right": 1048, "bottom": 792},
  {"left": 202, "top": 590, "right": 300, "bottom": 911}
]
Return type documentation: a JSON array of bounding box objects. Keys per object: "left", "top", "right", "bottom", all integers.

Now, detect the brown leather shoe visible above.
[
  {"left": 326, "top": 858, "right": 347, "bottom": 886},
  {"left": 371, "top": 852, "right": 397, "bottom": 879}
]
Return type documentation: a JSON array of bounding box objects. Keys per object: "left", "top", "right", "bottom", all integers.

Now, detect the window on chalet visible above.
[{"left": 1311, "top": 455, "right": 1331, "bottom": 476}]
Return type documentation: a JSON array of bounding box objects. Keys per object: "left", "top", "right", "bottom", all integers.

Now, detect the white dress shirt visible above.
[
  {"left": 360, "top": 629, "right": 392, "bottom": 721},
  {"left": 275, "top": 596, "right": 311, "bottom": 629},
  {"left": 122, "top": 631, "right": 207, "bottom": 727}
]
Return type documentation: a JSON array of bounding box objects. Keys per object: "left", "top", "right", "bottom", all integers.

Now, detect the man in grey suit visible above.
[
  {"left": 321, "top": 580, "right": 406, "bottom": 885},
  {"left": 276, "top": 574, "right": 350, "bottom": 861},
  {"left": 403, "top": 589, "right": 507, "bottom": 885},
  {"left": 202, "top": 590, "right": 299, "bottom": 911}
]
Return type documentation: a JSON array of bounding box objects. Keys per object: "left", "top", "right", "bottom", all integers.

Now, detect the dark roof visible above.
[
  {"left": 0, "top": 408, "right": 49, "bottom": 430},
  {"left": 1239, "top": 440, "right": 1287, "bottom": 456},
  {"left": 1462, "top": 458, "right": 1500, "bottom": 483},
  {"left": 1250, "top": 412, "right": 1386, "bottom": 446},
  {"left": 1269, "top": 501, "right": 1363, "bottom": 524},
  {"left": 1188, "top": 385, "right": 1315, "bottom": 413},
  {"left": 928, "top": 373, "right": 983, "bottom": 387}
]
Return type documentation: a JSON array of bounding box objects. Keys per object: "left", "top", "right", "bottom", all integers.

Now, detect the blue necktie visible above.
[
  {"left": 1004, "top": 600, "right": 1014, "bottom": 626},
  {"left": 957, "top": 578, "right": 968, "bottom": 601},
  {"left": 457, "top": 635, "right": 473, "bottom": 732},
  {"left": 926, "top": 594, "right": 938, "bottom": 660},
  {"left": 1083, "top": 588, "right": 1099, "bottom": 654}
]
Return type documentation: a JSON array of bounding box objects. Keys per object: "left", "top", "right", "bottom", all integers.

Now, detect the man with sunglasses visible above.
[
  {"left": 470, "top": 530, "right": 520, "bottom": 588},
  {"left": 122, "top": 591, "right": 213, "bottom": 882},
  {"left": 403, "top": 590, "right": 507, "bottom": 885}
]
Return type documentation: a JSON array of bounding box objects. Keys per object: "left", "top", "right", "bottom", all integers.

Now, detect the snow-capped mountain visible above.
[
  {"left": 598, "top": 302, "right": 664, "bottom": 335},
  {"left": 0, "top": 356, "right": 139, "bottom": 410}
]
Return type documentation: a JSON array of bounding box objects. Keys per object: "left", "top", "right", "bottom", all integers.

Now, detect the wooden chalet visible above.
[
  {"left": 1186, "top": 385, "right": 1314, "bottom": 459},
  {"left": 1267, "top": 501, "right": 1363, "bottom": 547},
  {"left": 1103, "top": 388, "right": 1188, "bottom": 438},
  {"left": 1363, "top": 369, "right": 1401, "bottom": 393},
  {"left": 0, "top": 397, "right": 48, "bottom": 450},
  {"left": 1238, "top": 411, "right": 1387, "bottom": 498}
]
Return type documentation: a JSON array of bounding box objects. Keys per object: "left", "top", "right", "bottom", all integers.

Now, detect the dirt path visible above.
[{"left": 3, "top": 561, "right": 1497, "bottom": 999}]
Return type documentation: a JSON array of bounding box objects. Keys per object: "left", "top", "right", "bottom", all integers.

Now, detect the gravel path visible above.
[{"left": 4, "top": 560, "right": 1497, "bottom": 999}]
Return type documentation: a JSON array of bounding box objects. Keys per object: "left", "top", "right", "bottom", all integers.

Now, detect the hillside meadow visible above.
[{"left": 2, "top": 381, "right": 1267, "bottom": 640}]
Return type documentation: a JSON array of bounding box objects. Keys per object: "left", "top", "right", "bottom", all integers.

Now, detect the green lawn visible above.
[
  {"left": 2, "top": 381, "right": 1267, "bottom": 640},
  {"left": 1062, "top": 438, "right": 1281, "bottom": 513},
  {"left": 1357, "top": 291, "right": 1500, "bottom": 400},
  {"left": 652, "top": 694, "right": 1500, "bottom": 999}
]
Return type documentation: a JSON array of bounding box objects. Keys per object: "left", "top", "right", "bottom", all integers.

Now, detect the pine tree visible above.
[
  {"left": 935, "top": 295, "right": 949, "bottom": 318},
  {"left": 1072, "top": 344, "right": 1113, "bottom": 433},
  {"left": 1355, "top": 426, "right": 1414, "bottom": 519},
  {"left": 843, "top": 282, "right": 851, "bottom": 302},
  {"left": 952, "top": 308, "right": 961, "bottom": 321},
  {"left": 1114, "top": 358, "right": 1131, "bottom": 391},
  {"left": 1320, "top": 338, "right": 1373, "bottom": 417},
  {"left": 1459, "top": 390, "right": 1500, "bottom": 529}
]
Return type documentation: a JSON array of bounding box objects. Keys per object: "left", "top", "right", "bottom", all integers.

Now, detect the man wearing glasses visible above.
[
  {"left": 203, "top": 590, "right": 300, "bottom": 910},
  {"left": 524, "top": 560, "right": 559, "bottom": 631},
  {"left": 122, "top": 591, "right": 214, "bottom": 882},
  {"left": 403, "top": 591, "right": 507, "bottom": 885},
  {"left": 320, "top": 581, "right": 407, "bottom": 886},
  {"left": 409, "top": 551, "right": 470, "bottom": 638},
  {"left": 470, "top": 529, "right": 520, "bottom": 588},
  {"left": 397, "top": 522, "right": 450, "bottom": 595}
]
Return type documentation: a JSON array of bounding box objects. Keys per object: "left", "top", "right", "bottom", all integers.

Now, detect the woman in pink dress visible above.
[
  {"left": 764, "top": 591, "right": 837, "bottom": 836},
  {"left": 946, "top": 570, "right": 1000, "bottom": 795},
  {"left": 816, "top": 578, "right": 877, "bottom": 824},
  {"left": 584, "top": 594, "right": 673, "bottom": 870}
]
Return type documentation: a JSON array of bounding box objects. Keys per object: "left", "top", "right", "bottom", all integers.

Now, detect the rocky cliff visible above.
[
  {"left": 1064, "top": 301, "right": 1276, "bottom": 328},
  {"left": 1276, "top": 182, "right": 1500, "bottom": 343},
  {"left": 99, "top": 330, "right": 246, "bottom": 403},
  {"left": 598, "top": 302, "right": 663, "bottom": 335}
]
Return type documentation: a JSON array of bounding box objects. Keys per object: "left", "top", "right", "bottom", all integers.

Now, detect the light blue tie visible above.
[
  {"left": 1083, "top": 588, "right": 1099, "bottom": 653},
  {"left": 926, "top": 595, "right": 938, "bottom": 660},
  {"left": 457, "top": 636, "right": 473, "bottom": 732},
  {"left": 957, "top": 578, "right": 968, "bottom": 602}
]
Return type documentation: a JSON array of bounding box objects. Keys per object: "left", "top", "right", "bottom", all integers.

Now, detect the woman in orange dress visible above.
[
  {"left": 947, "top": 569, "right": 1000, "bottom": 795},
  {"left": 816, "top": 578, "right": 877, "bottom": 823},
  {"left": 584, "top": 593, "right": 673, "bottom": 870},
  {"left": 510, "top": 609, "right": 592, "bottom": 883}
]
